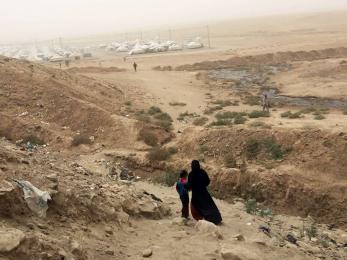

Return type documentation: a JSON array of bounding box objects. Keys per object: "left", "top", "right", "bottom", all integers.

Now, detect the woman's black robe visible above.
[{"left": 187, "top": 168, "right": 222, "bottom": 225}]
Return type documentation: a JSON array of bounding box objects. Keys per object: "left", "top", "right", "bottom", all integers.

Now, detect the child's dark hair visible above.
[{"left": 180, "top": 170, "right": 188, "bottom": 178}]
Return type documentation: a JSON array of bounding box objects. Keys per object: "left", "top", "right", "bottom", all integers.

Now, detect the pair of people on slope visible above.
[{"left": 176, "top": 160, "right": 222, "bottom": 225}]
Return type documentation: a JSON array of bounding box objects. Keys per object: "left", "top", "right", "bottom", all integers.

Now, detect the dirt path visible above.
[
  {"left": 108, "top": 181, "right": 332, "bottom": 260},
  {"left": 89, "top": 69, "right": 211, "bottom": 131}
]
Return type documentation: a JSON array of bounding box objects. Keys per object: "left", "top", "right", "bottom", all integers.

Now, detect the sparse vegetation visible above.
[
  {"left": 215, "top": 111, "right": 247, "bottom": 120},
  {"left": 169, "top": 102, "right": 186, "bottom": 106},
  {"left": 177, "top": 111, "right": 196, "bottom": 121},
  {"left": 224, "top": 152, "right": 237, "bottom": 168},
  {"left": 245, "top": 199, "right": 257, "bottom": 214},
  {"left": 203, "top": 106, "right": 223, "bottom": 115},
  {"left": 154, "top": 112, "right": 172, "bottom": 122},
  {"left": 314, "top": 114, "right": 326, "bottom": 120},
  {"left": 245, "top": 137, "right": 287, "bottom": 160},
  {"left": 23, "top": 135, "right": 45, "bottom": 146},
  {"left": 199, "top": 144, "right": 209, "bottom": 154},
  {"left": 305, "top": 224, "right": 318, "bottom": 241},
  {"left": 71, "top": 134, "right": 92, "bottom": 146},
  {"left": 124, "top": 101, "right": 132, "bottom": 106},
  {"left": 245, "top": 138, "right": 262, "bottom": 158},
  {"left": 211, "top": 100, "right": 239, "bottom": 107},
  {"left": 343, "top": 110, "right": 347, "bottom": 115},
  {"left": 244, "top": 95, "right": 260, "bottom": 106},
  {"left": 154, "top": 171, "right": 178, "bottom": 187},
  {"left": 281, "top": 111, "right": 302, "bottom": 119},
  {"left": 193, "top": 117, "right": 208, "bottom": 126},
  {"left": 249, "top": 121, "right": 272, "bottom": 129},
  {"left": 210, "top": 119, "right": 233, "bottom": 126},
  {"left": 147, "top": 147, "right": 171, "bottom": 161},
  {"left": 248, "top": 110, "right": 270, "bottom": 118},
  {"left": 263, "top": 138, "right": 285, "bottom": 160},
  {"left": 245, "top": 199, "right": 272, "bottom": 217},
  {"left": 136, "top": 114, "right": 151, "bottom": 123},
  {"left": 148, "top": 106, "right": 162, "bottom": 115},
  {"left": 234, "top": 114, "right": 247, "bottom": 124},
  {"left": 167, "top": 146, "right": 178, "bottom": 155},
  {"left": 138, "top": 129, "right": 158, "bottom": 146}
]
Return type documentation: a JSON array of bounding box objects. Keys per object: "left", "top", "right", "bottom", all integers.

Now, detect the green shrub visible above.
[
  {"left": 169, "top": 102, "right": 186, "bottom": 106},
  {"left": 71, "top": 134, "right": 92, "bottom": 146},
  {"left": 244, "top": 95, "right": 260, "bottom": 106},
  {"left": 124, "top": 101, "right": 132, "bottom": 106},
  {"left": 263, "top": 138, "right": 285, "bottom": 160},
  {"left": 136, "top": 114, "right": 151, "bottom": 123},
  {"left": 154, "top": 112, "right": 172, "bottom": 122},
  {"left": 156, "top": 120, "right": 172, "bottom": 131},
  {"left": 249, "top": 121, "right": 271, "bottom": 129},
  {"left": 147, "top": 147, "right": 171, "bottom": 161},
  {"left": 245, "top": 139, "right": 261, "bottom": 158},
  {"left": 210, "top": 119, "right": 233, "bottom": 126},
  {"left": 193, "top": 117, "right": 208, "bottom": 126},
  {"left": 23, "top": 135, "right": 45, "bottom": 146},
  {"left": 305, "top": 224, "right": 318, "bottom": 240},
  {"left": 281, "top": 111, "right": 302, "bottom": 118},
  {"left": 314, "top": 114, "right": 325, "bottom": 120},
  {"left": 199, "top": 144, "right": 209, "bottom": 153},
  {"left": 177, "top": 111, "right": 195, "bottom": 121},
  {"left": 148, "top": 106, "right": 162, "bottom": 115},
  {"left": 248, "top": 110, "right": 270, "bottom": 118},
  {"left": 234, "top": 115, "right": 247, "bottom": 124},
  {"left": 299, "top": 107, "right": 316, "bottom": 114},
  {"left": 138, "top": 129, "right": 158, "bottom": 146},
  {"left": 203, "top": 106, "right": 223, "bottom": 115},
  {"left": 343, "top": 110, "right": 347, "bottom": 115},
  {"left": 224, "top": 152, "right": 237, "bottom": 168},
  {"left": 168, "top": 146, "right": 178, "bottom": 154},
  {"left": 215, "top": 111, "right": 247, "bottom": 120},
  {"left": 245, "top": 199, "right": 257, "bottom": 214},
  {"left": 212, "top": 100, "right": 233, "bottom": 107},
  {"left": 153, "top": 112, "right": 173, "bottom": 130},
  {"left": 157, "top": 171, "right": 178, "bottom": 187}
]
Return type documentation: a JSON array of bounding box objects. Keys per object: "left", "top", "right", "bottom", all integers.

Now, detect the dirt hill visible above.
[{"left": 0, "top": 56, "right": 150, "bottom": 150}]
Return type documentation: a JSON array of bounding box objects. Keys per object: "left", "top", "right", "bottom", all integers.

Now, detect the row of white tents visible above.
[
  {"left": 0, "top": 37, "right": 204, "bottom": 61},
  {"left": 98, "top": 38, "right": 204, "bottom": 55},
  {"left": 0, "top": 45, "right": 92, "bottom": 63}
]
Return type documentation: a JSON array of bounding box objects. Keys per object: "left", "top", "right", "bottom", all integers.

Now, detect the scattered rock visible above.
[
  {"left": 232, "top": 234, "right": 245, "bottom": 241},
  {"left": 105, "top": 249, "right": 115, "bottom": 255},
  {"left": 0, "top": 227, "right": 26, "bottom": 253},
  {"left": 195, "top": 220, "right": 223, "bottom": 239},
  {"left": 105, "top": 227, "right": 113, "bottom": 235},
  {"left": 142, "top": 248, "right": 152, "bottom": 258},
  {"left": 45, "top": 174, "right": 58, "bottom": 182}
]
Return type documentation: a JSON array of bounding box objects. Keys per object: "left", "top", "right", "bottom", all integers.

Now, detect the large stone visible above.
[
  {"left": 142, "top": 248, "right": 152, "bottom": 258},
  {"left": 0, "top": 227, "right": 25, "bottom": 253},
  {"left": 195, "top": 220, "right": 223, "bottom": 239}
]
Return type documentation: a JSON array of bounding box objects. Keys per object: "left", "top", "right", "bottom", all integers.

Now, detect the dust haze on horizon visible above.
[{"left": 1, "top": 0, "right": 347, "bottom": 43}]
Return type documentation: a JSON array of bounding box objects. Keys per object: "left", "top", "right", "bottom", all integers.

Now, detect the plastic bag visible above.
[{"left": 13, "top": 180, "right": 51, "bottom": 217}]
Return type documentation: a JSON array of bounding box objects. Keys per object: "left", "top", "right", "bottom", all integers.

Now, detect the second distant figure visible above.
[{"left": 133, "top": 62, "right": 138, "bottom": 72}]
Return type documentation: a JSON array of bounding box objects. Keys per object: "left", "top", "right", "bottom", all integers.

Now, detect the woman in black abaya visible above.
[{"left": 187, "top": 160, "right": 222, "bottom": 225}]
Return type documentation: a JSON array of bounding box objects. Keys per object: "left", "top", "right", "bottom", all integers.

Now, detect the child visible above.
[{"left": 176, "top": 170, "right": 189, "bottom": 219}]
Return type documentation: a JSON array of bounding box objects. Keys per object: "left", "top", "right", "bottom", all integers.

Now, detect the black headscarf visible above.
[{"left": 191, "top": 160, "right": 201, "bottom": 172}]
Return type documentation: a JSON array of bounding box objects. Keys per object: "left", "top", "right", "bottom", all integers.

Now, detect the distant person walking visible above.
[
  {"left": 261, "top": 93, "right": 270, "bottom": 112},
  {"left": 186, "top": 160, "right": 222, "bottom": 225},
  {"left": 133, "top": 62, "right": 138, "bottom": 72}
]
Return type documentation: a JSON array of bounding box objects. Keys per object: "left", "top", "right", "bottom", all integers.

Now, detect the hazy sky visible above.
[{"left": 1, "top": 0, "right": 347, "bottom": 42}]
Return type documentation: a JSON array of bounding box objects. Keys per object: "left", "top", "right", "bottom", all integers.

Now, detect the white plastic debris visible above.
[{"left": 13, "top": 180, "right": 51, "bottom": 217}]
